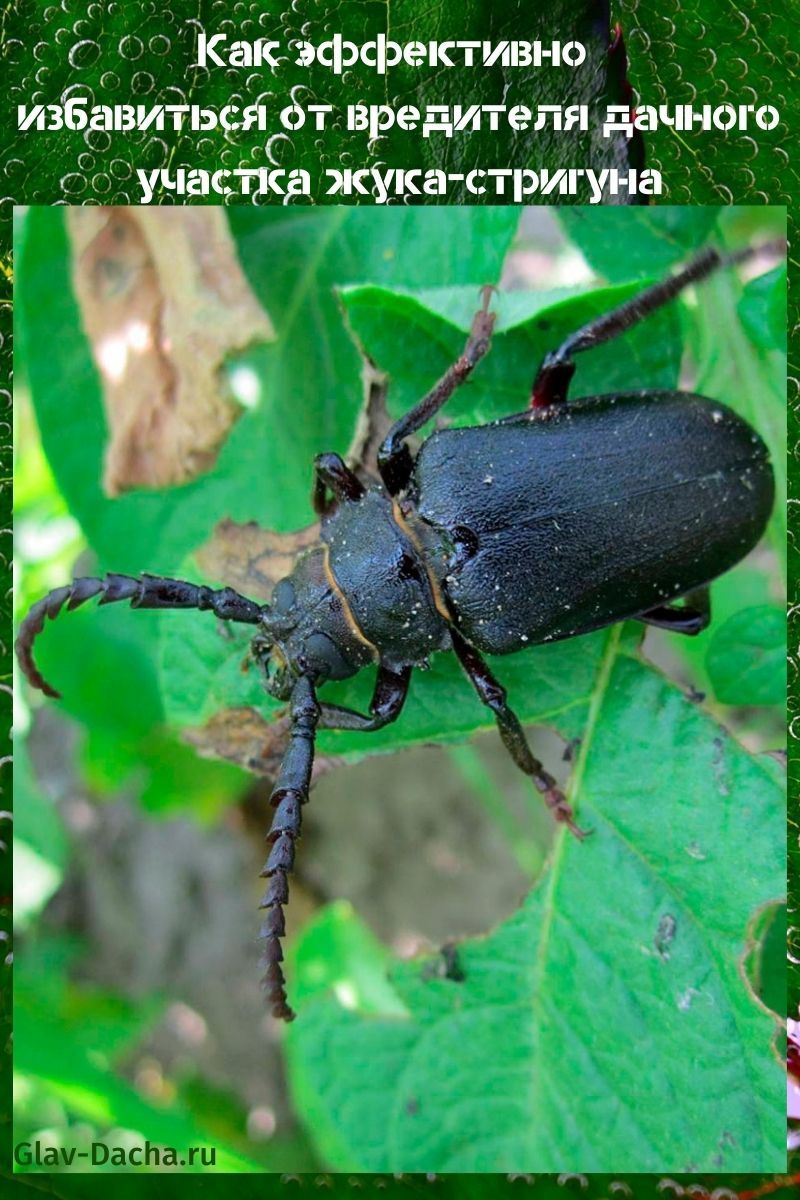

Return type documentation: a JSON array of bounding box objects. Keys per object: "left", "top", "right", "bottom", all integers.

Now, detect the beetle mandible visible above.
[{"left": 16, "top": 243, "right": 777, "bottom": 1021}]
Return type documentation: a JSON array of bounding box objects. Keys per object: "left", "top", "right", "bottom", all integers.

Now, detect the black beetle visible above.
[{"left": 16, "top": 243, "right": 777, "bottom": 1021}]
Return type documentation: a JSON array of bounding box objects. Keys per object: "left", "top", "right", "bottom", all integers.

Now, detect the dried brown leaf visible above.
[
  {"left": 344, "top": 370, "right": 391, "bottom": 484},
  {"left": 195, "top": 518, "right": 320, "bottom": 600},
  {"left": 66, "top": 207, "right": 274, "bottom": 496},
  {"left": 183, "top": 704, "right": 337, "bottom": 783}
]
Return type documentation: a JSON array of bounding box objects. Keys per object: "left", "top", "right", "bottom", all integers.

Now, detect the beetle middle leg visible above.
[
  {"left": 638, "top": 586, "right": 711, "bottom": 636},
  {"left": 377, "top": 287, "right": 497, "bottom": 495},
  {"left": 450, "top": 628, "right": 591, "bottom": 840},
  {"left": 317, "top": 662, "right": 411, "bottom": 731}
]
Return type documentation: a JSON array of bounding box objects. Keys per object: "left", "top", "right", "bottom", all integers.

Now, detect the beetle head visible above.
[{"left": 253, "top": 548, "right": 373, "bottom": 698}]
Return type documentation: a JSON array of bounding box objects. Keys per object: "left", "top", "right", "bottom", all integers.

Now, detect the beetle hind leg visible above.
[
  {"left": 450, "top": 629, "right": 591, "bottom": 840},
  {"left": 529, "top": 243, "right": 785, "bottom": 412}
]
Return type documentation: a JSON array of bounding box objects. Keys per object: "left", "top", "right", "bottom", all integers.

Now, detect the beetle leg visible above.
[
  {"left": 378, "top": 288, "right": 497, "bottom": 495},
  {"left": 258, "top": 673, "right": 320, "bottom": 1022},
  {"left": 312, "top": 452, "right": 366, "bottom": 516},
  {"left": 638, "top": 586, "right": 711, "bottom": 636},
  {"left": 318, "top": 662, "right": 411, "bottom": 731},
  {"left": 450, "top": 628, "right": 591, "bottom": 840},
  {"left": 15, "top": 573, "right": 265, "bottom": 699},
  {"left": 530, "top": 242, "right": 784, "bottom": 410}
]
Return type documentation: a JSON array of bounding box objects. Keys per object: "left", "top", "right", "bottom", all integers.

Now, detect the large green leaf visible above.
[{"left": 286, "top": 633, "right": 785, "bottom": 1171}]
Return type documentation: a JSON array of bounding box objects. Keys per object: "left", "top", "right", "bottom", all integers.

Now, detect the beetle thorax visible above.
[{"left": 321, "top": 488, "right": 450, "bottom": 670}]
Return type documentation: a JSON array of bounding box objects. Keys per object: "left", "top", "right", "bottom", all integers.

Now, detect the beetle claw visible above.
[
  {"left": 566, "top": 819, "right": 594, "bottom": 841},
  {"left": 544, "top": 787, "right": 591, "bottom": 840}
]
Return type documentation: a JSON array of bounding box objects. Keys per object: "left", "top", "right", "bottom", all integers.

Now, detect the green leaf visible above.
[
  {"left": 746, "top": 901, "right": 786, "bottom": 1019},
  {"left": 706, "top": 605, "right": 787, "bottom": 707},
  {"left": 342, "top": 275, "right": 684, "bottom": 422},
  {"left": 739, "top": 264, "right": 788, "bottom": 354},
  {"left": 286, "top": 634, "right": 785, "bottom": 1171},
  {"left": 290, "top": 901, "right": 408, "bottom": 1016},
  {"left": 557, "top": 208, "right": 722, "bottom": 278}
]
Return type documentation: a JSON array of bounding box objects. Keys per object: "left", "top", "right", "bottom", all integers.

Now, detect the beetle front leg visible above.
[
  {"left": 318, "top": 663, "right": 411, "bottom": 731},
  {"left": 450, "top": 629, "right": 591, "bottom": 840},
  {"left": 259, "top": 673, "right": 320, "bottom": 1022},
  {"left": 378, "top": 287, "right": 496, "bottom": 495},
  {"left": 312, "top": 452, "right": 365, "bottom": 516},
  {"left": 638, "top": 586, "right": 711, "bottom": 636}
]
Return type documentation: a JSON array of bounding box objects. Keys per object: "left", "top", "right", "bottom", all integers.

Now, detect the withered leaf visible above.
[
  {"left": 183, "top": 705, "right": 337, "bottom": 785},
  {"left": 67, "top": 207, "right": 274, "bottom": 496},
  {"left": 195, "top": 518, "right": 320, "bottom": 601}
]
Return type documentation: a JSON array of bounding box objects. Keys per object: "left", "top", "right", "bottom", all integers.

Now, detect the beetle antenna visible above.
[
  {"left": 258, "top": 673, "right": 320, "bottom": 1022},
  {"left": 15, "top": 573, "right": 265, "bottom": 699}
]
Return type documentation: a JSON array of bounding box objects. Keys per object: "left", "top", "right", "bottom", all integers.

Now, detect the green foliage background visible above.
[{"left": 12, "top": 207, "right": 786, "bottom": 1172}]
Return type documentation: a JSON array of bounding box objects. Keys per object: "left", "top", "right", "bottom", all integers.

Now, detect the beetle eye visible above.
[{"left": 272, "top": 579, "right": 296, "bottom": 613}]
